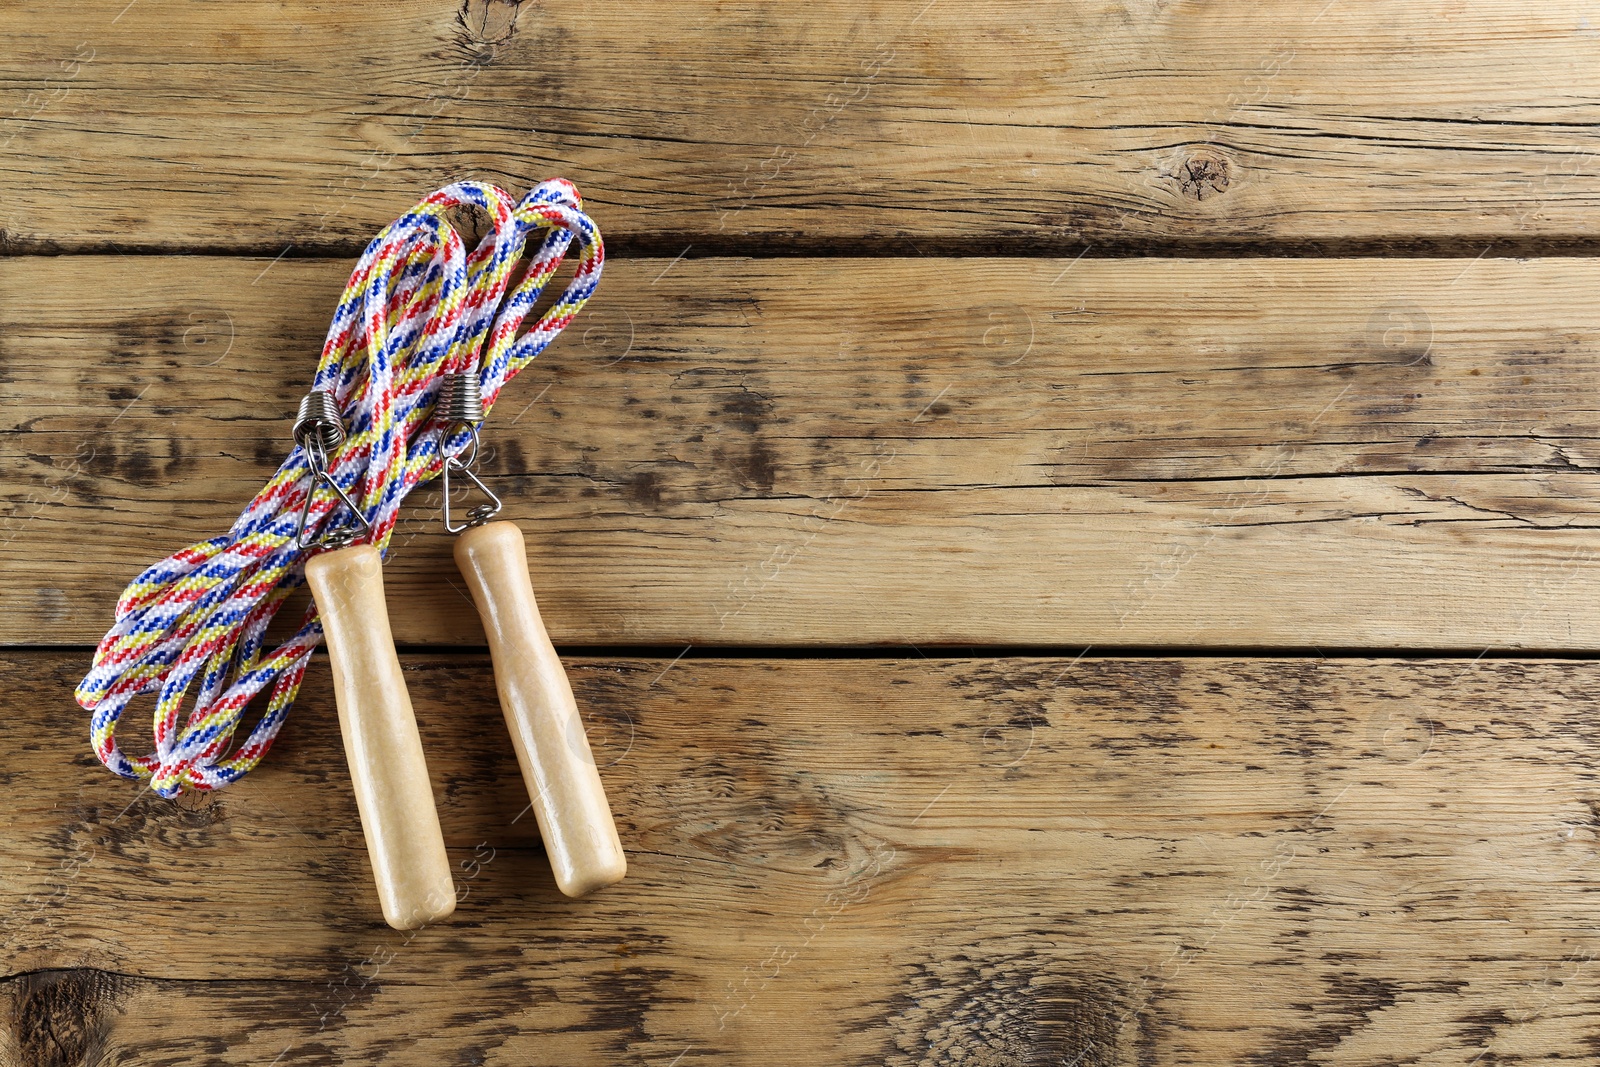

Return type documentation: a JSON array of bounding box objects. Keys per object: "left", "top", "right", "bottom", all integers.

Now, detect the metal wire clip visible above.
[
  {"left": 436, "top": 373, "right": 503, "bottom": 533},
  {"left": 292, "top": 390, "right": 373, "bottom": 548}
]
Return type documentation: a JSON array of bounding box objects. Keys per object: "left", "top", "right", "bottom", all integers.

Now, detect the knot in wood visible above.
[
  {"left": 1175, "top": 152, "right": 1232, "bottom": 201},
  {"left": 459, "top": 0, "right": 528, "bottom": 45}
]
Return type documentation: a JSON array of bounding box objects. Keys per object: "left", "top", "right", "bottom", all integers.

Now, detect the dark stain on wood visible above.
[
  {"left": 884, "top": 949, "right": 1138, "bottom": 1066},
  {"left": 250, "top": 436, "right": 280, "bottom": 470},
  {"left": 83, "top": 438, "right": 158, "bottom": 489},
  {"left": 109, "top": 311, "right": 193, "bottom": 366},
  {"left": 590, "top": 964, "right": 681, "bottom": 1056},
  {"left": 627, "top": 470, "right": 663, "bottom": 508},
  {"left": 740, "top": 439, "right": 776, "bottom": 492},
  {"left": 719, "top": 385, "right": 774, "bottom": 434},
  {"left": 494, "top": 437, "right": 529, "bottom": 478},
  {"left": 163, "top": 434, "right": 190, "bottom": 479},
  {"left": 1247, "top": 974, "right": 1400, "bottom": 1066},
  {"left": 77, "top": 433, "right": 193, "bottom": 489},
  {"left": 6, "top": 968, "right": 130, "bottom": 1067},
  {"left": 1445, "top": 1006, "right": 1511, "bottom": 1053}
]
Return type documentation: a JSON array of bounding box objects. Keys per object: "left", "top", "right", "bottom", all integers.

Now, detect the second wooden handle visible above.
[
  {"left": 454, "top": 521, "right": 627, "bottom": 898},
  {"left": 306, "top": 545, "right": 456, "bottom": 930}
]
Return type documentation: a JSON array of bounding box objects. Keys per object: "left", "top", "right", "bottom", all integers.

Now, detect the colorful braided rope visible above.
[{"left": 76, "top": 179, "right": 605, "bottom": 798}]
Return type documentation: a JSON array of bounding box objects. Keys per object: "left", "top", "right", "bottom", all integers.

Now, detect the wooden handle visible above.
[
  {"left": 305, "top": 544, "right": 456, "bottom": 930},
  {"left": 454, "top": 521, "right": 627, "bottom": 898}
]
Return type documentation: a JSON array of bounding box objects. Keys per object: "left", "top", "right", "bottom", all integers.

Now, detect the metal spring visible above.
[
  {"left": 292, "top": 390, "right": 346, "bottom": 456},
  {"left": 436, "top": 372, "right": 485, "bottom": 426}
]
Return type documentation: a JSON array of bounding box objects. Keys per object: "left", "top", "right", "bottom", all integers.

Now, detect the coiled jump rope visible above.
[{"left": 74, "top": 179, "right": 626, "bottom": 927}]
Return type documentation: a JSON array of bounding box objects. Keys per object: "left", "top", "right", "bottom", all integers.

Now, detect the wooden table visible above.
[{"left": 4, "top": 3, "right": 1600, "bottom": 1063}]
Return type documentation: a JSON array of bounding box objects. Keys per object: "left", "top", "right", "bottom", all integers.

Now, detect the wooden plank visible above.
[
  {"left": 2, "top": 1, "right": 1600, "bottom": 250},
  {"left": 7, "top": 255, "right": 1600, "bottom": 649},
  {"left": 5, "top": 651, "right": 1600, "bottom": 1063}
]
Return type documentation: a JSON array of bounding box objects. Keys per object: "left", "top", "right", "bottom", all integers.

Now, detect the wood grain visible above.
[
  {"left": 6, "top": 255, "right": 1600, "bottom": 649},
  {"left": 2, "top": 1, "right": 1599, "bottom": 251},
  {"left": 6, "top": 652, "right": 1600, "bottom": 1064}
]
